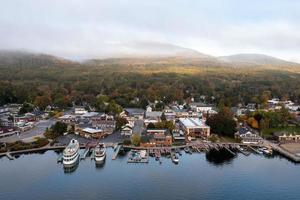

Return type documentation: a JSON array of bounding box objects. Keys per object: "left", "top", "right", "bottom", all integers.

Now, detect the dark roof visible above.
[
  {"left": 31, "top": 110, "right": 45, "bottom": 116},
  {"left": 237, "top": 127, "right": 251, "bottom": 135},
  {"left": 124, "top": 108, "right": 145, "bottom": 116}
]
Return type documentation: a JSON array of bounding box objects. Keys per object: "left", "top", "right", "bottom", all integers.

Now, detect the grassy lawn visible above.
[{"left": 261, "top": 126, "right": 300, "bottom": 136}]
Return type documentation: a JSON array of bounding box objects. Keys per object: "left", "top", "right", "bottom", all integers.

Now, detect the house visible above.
[
  {"left": 124, "top": 108, "right": 145, "bottom": 120},
  {"left": 58, "top": 114, "right": 76, "bottom": 124},
  {"left": 274, "top": 132, "right": 300, "bottom": 143},
  {"left": 235, "top": 127, "right": 262, "bottom": 144},
  {"left": 0, "top": 106, "right": 10, "bottom": 117},
  {"left": 121, "top": 124, "right": 133, "bottom": 137},
  {"left": 0, "top": 127, "right": 19, "bottom": 138},
  {"left": 163, "top": 109, "right": 176, "bottom": 121},
  {"left": 178, "top": 118, "right": 210, "bottom": 139},
  {"left": 189, "top": 102, "right": 213, "bottom": 113},
  {"left": 74, "top": 106, "right": 88, "bottom": 115},
  {"left": 80, "top": 112, "right": 99, "bottom": 119},
  {"left": 144, "top": 111, "right": 162, "bottom": 126},
  {"left": 140, "top": 129, "right": 172, "bottom": 147},
  {"left": 146, "top": 105, "right": 153, "bottom": 112}
]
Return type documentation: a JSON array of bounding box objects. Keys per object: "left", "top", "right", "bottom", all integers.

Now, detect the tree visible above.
[
  {"left": 160, "top": 112, "right": 167, "bottom": 121},
  {"left": 115, "top": 117, "right": 128, "bottom": 130},
  {"left": 19, "top": 102, "right": 34, "bottom": 115},
  {"left": 106, "top": 100, "right": 123, "bottom": 115},
  {"left": 147, "top": 122, "right": 156, "bottom": 129},
  {"left": 44, "top": 121, "right": 67, "bottom": 139},
  {"left": 131, "top": 133, "right": 141, "bottom": 146},
  {"left": 155, "top": 120, "right": 174, "bottom": 132},
  {"left": 206, "top": 107, "right": 237, "bottom": 137}
]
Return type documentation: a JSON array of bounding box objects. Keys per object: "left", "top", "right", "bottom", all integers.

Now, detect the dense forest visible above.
[{"left": 1, "top": 52, "right": 300, "bottom": 110}]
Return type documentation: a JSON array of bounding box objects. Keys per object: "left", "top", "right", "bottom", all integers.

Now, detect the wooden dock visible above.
[
  {"left": 248, "top": 145, "right": 260, "bottom": 154},
  {"left": 80, "top": 147, "right": 90, "bottom": 160},
  {"left": 112, "top": 145, "right": 122, "bottom": 160},
  {"left": 5, "top": 152, "right": 14, "bottom": 160},
  {"left": 224, "top": 146, "right": 236, "bottom": 156}
]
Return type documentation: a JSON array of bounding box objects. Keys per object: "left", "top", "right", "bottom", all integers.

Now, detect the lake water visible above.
[{"left": 0, "top": 149, "right": 299, "bottom": 200}]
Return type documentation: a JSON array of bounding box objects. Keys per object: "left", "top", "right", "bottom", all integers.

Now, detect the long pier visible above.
[
  {"left": 112, "top": 145, "right": 122, "bottom": 160},
  {"left": 270, "top": 143, "right": 300, "bottom": 163}
]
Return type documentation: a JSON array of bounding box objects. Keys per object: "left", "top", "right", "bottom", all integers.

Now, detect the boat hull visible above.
[{"left": 95, "top": 154, "right": 106, "bottom": 162}]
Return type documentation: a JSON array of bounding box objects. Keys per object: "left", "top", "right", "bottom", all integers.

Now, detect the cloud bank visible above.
[{"left": 1, "top": 0, "right": 299, "bottom": 61}]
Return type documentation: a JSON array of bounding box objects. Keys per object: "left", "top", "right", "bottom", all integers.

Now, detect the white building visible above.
[{"left": 74, "top": 107, "right": 88, "bottom": 115}]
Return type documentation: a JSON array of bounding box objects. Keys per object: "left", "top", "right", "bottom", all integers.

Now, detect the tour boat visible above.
[
  {"left": 63, "top": 139, "right": 80, "bottom": 166},
  {"left": 94, "top": 143, "right": 106, "bottom": 162}
]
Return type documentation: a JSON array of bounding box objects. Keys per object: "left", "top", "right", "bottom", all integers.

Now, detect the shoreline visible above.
[{"left": 1, "top": 141, "right": 300, "bottom": 163}]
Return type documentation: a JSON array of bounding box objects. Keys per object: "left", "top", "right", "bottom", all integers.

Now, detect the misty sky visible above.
[{"left": 1, "top": 0, "right": 300, "bottom": 61}]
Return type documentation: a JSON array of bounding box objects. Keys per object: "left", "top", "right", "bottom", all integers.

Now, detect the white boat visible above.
[
  {"left": 63, "top": 139, "right": 80, "bottom": 166},
  {"left": 171, "top": 152, "right": 179, "bottom": 164},
  {"left": 94, "top": 143, "right": 106, "bottom": 162}
]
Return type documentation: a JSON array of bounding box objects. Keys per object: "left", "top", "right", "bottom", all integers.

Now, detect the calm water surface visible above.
[{"left": 0, "top": 149, "right": 299, "bottom": 200}]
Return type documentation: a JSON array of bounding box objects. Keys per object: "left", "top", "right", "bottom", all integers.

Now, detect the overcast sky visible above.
[{"left": 1, "top": 0, "right": 300, "bottom": 61}]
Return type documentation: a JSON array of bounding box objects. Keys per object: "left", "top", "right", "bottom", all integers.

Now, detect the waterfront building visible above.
[
  {"left": 274, "top": 132, "right": 300, "bottom": 143},
  {"left": 80, "top": 127, "right": 104, "bottom": 139},
  {"left": 140, "top": 129, "right": 172, "bottom": 147},
  {"left": 178, "top": 118, "right": 210, "bottom": 139},
  {"left": 235, "top": 127, "right": 262, "bottom": 144}
]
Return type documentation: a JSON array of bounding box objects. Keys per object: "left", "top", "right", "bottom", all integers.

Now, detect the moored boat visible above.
[
  {"left": 94, "top": 143, "right": 106, "bottom": 162},
  {"left": 63, "top": 139, "right": 80, "bottom": 166},
  {"left": 171, "top": 152, "right": 179, "bottom": 164}
]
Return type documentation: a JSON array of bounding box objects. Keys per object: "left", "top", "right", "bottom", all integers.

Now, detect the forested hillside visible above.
[{"left": 1, "top": 51, "right": 300, "bottom": 109}]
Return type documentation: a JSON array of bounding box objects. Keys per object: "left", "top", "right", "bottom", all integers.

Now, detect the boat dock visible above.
[
  {"left": 80, "top": 147, "right": 91, "bottom": 160},
  {"left": 127, "top": 149, "right": 149, "bottom": 163},
  {"left": 112, "top": 145, "right": 122, "bottom": 160},
  {"left": 5, "top": 152, "right": 14, "bottom": 160},
  {"left": 57, "top": 153, "right": 63, "bottom": 163},
  {"left": 248, "top": 145, "right": 260, "bottom": 154}
]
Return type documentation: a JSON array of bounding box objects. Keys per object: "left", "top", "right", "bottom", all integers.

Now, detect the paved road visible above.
[
  {"left": 0, "top": 118, "right": 56, "bottom": 143},
  {"left": 133, "top": 120, "right": 144, "bottom": 135}
]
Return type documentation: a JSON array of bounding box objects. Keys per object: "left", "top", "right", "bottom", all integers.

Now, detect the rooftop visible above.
[{"left": 179, "top": 118, "right": 209, "bottom": 128}]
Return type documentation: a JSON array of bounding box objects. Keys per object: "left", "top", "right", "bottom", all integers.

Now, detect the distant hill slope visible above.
[
  {"left": 0, "top": 50, "right": 75, "bottom": 68},
  {"left": 218, "top": 54, "right": 300, "bottom": 67},
  {"left": 1, "top": 49, "right": 299, "bottom": 71}
]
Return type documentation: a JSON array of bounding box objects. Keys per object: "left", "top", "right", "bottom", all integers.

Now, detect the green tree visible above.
[
  {"left": 131, "top": 133, "right": 141, "bottom": 146},
  {"left": 115, "top": 117, "right": 128, "bottom": 130}
]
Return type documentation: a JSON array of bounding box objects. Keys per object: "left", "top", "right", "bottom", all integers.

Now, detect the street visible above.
[{"left": 0, "top": 118, "right": 56, "bottom": 143}]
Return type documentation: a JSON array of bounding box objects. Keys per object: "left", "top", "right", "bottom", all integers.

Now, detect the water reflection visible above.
[
  {"left": 205, "top": 149, "right": 236, "bottom": 166},
  {"left": 63, "top": 160, "right": 79, "bottom": 174}
]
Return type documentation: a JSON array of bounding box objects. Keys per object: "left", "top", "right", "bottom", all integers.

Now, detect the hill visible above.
[{"left": 0, "top": 50, "right": 75, "bottom": 68}]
